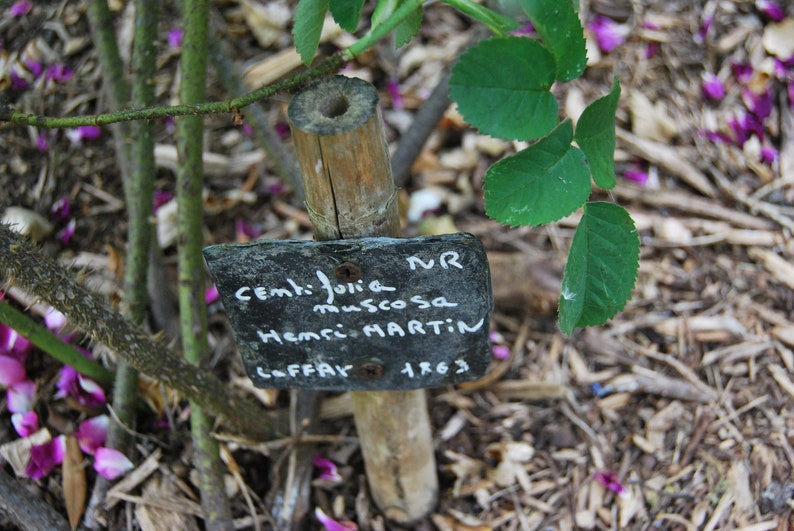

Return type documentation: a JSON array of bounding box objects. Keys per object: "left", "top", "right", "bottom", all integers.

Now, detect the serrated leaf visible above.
[
  {"left": 329, "top": 0, "right": 365, "bottom": 32},
  {"left": 372, "top": 0, "right": 422, "bottom": 48},
  {"left": 484, "top": 120, "right": 591, "bottom": 226},
  {"left": 558, "top": 202, "right": 639, "bottom": 334},
  {"left": 450, "top": 36, "right": 558, "bottom": 141},
  {"left": 293, "top": 0, "right": 329, "bottom": 64},
  {"left": 575, "top": 77, "right": 620, "bottom": 190},
  {"left": 394, "top": 5, "right": 423, "bottom": 47},
  {"left": 519, "top": 0, "right": 587, "bottom": 81}
]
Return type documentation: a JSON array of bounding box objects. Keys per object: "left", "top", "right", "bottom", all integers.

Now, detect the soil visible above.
[{"left": 2, "top": 0, "right": 794, "bottom": 530}]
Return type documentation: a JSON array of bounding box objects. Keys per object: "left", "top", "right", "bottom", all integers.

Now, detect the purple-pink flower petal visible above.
[
  {"left": 756, "top": 0, "right": 786, "bottom": 21},
  {"left": 7, "top": 380, "right": 36, "bottom": 413},
  {"left": 492, "top": 345, "right": 510, "bottom": 360},
  {"left": 386, "top": 79, "right": 403, "bottom": 110},
  {"left": 10, "top": 68, "right": 30, "bottom": 90},
  {"left": 731, "top": 62, "right": 754, "bottom": 84},
  {"left": 168, "top": 28, "right": 184, "bottom": 48},
  {"left": 588, "top": 16, "right": 627, "bottom": 53},
  {"left": 36, "top": 132, "right": 50, "bottom": 152},
  {"left": 594, "top": 471, "right": 628, "bottom": 498},
  {"left": 742, "top": 88, "right": 773, "bottom": 119},
  {"left": 701, "top": 72, "right": 725, "bottom": 101},
  {"left": 205, "top": 284, "right": 219, "bottom": 305},
  {"left": 94, "top": 447, "right": 134, "bottom": 480},
  {"left": 56, "top": 366, "right": 106, "bottom": 407},
  {"left": 50, "top": 197, "right": 71, "bottom": 223},
  {"left": 12, "top": 411, "right": 39, "bottom": 438},
  {"left": 76, "top": 415, "right": 109, "bottom": 455},
  {"left": 0, "top": 324, "right": 32, "bottom": 361},
  {"left": 696, "top": 15, "right": 713, "bottom": 44},
  {"left": 25, "top": 435, "right": 66, "bottom": 479},
  {"left": 313, "top": 455, "right": 343, "bottom": 484},
  {"left": 57, "top": 218, "right": 76, "bottom": 246},
  {"left": 0, "top": 355, "right": 26, "bottom": 387},
  {"left": 9, "top": 0, "right": 32, "bottom": 17},
  {"left": 315, "top": 507, "right": 358, "bottom": 531},
  {"left": 152, "top": 190, "right": 174, "bottom": 213},
  {"left": 624, "top": 167, "right": 649, "bottom": 186},
  {"left": 760, "top": 146, "right": 779, "bottom": 164},
  {"left": 44, "top": 307, "right": 68, "bottom": 334},
  {"left": 45, "top": 64, "right": 74, "bottom": 83}
]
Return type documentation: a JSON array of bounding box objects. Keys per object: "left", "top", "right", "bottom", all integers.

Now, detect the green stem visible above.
[
  {"left": 440, "top": 0, "right": 520, "bottom": 36},
  {"left": 1, "top": 54, "right": 345, "bottom": 129},
  {"left": 0, "top": 300, "right": 114, "bottom": 386},
  {"left": 343, "top": 0, "right": 425, "bottom": 59},
  {"left": 177, "top": 0, "right": 233, "bottom": 528}
]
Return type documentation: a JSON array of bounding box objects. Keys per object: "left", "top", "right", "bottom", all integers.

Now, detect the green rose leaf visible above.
[
  {"left": 519, "top": 0, "right": 587, "bottom": 81},
  {"left": 575, "top": 77, "right": 621, "bottom": 190},
  {"left": 293, "top": 0, "right": 329, "bottom": 64},
  {"left": 558, "top": 202, "right": 640, "bottom": 334},
  {"left": 330, "top": 0, "right": 365, "bottom": 32},
  {"left": 484, "top": 120, "right": 592, "bottom": 226},
  {"left": 450, "top": 36, "right": 558, "bottom": 141}
]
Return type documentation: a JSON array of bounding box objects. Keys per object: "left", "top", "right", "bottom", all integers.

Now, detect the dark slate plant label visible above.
[{"left": 203, "top": 233, "right": 493, "bottom": 391}]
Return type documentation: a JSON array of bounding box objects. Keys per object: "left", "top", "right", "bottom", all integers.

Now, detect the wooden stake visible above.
[{"left": 289, "top": 75, "right": 438, "bottom": 523}]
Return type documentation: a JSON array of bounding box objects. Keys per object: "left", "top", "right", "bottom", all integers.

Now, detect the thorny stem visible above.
[
  {"left": 0, "top": 223, "right": 286, "bottom": 442},
  {"left": 0, "top": 0, "right": 437, "bottom": 129},
  {"left": 177, "top": 0, "right": 234, "bottom": 528}
]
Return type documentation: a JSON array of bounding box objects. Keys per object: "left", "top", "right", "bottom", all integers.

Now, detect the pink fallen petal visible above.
[
  {"left": 168, "top": 28, "right": 184, "bottom": 48},
  {"left": 0, "top": 323, "right": 32, "bottom": 360},
  {"left": 57, "top": 218, "right": 76, "bottom": 246},
  {"left": 7, "top": 380, "right": 36, "bottom": 413},
  {"left": 313, "top": 455, "right": 343, "bottom": 484},
  {"left": 731, "top": 62, "right": 754, "bottom": 84},
  {"left": 50, "top": 196, "right": 71, "bottom": 223},
  {"left": 728, "top": 112, "right": 765, "bottom": 146},
  {"left": 205, "top": 284, "right": 219, "bottom": 305},
  {"left": 94, "top": 447, "right": 134, "bottom": 480},
  {"left": 152, "top": 190, "right": 174, "bottom": 212},
  {"left": 315, "top": 507, "right": 358, "bottom": 531},
  {"left": 11, "top": 411, "right": 39, "bottom": 437},
  {"left": 644, "top": 42, "right": 660, "bottom": 59},
  {"left": 492, "top": 345, "right": 510, "bottom": 360},
  {"left": 44, "top": 307, "right": 68, "bottom": 334},
  {"left": 386, "top": 79, "right": 403, "bottom": 110},
  {"left": 10, "top": 68, "right": 30, "bottom": 90},
  {"left": 756, "top": 0, "right": 786, "bottom": 21},
  {"left": 235, "top": 218, "right": 260, "bottom": 240},
  {"left": 0, "top": 355, "right": 26, "bottom": 387},
  {"left": 9, "top": 0, "right": 33, "bottom": 17},
  {"left": 36, "top": 133, "right": 50, "bottom": 152},
  {"left": 623, "top": 167, "right": 649, "bottom": 186},
  {"left": 695, "top": 14, "right": 713, "bottom": 43},
  {"left": 743, "top": 87, "right": 773, "bottom": 119},
  {"left": 76, "top": 415, "right": 109, "bottom": 455},
  {"left": 594, "top": 471, "right": 628, "bottom": 498},
  {"left": 489, "top": 330, "right": 505, "bottom": 344},
  {"left": 701, "top": 72, "right": 725, "bottom": 101},
  {"left": 45, "top": 64, "right": 74, "bottom": 83},
  {"left": 56, "top": 366, "right": 106, "bottom": 407},
  {"left": 274, "top": 122, "right": 290, "bottom": 140},
  {"left": 699, "top": 129, "right": 732, "bottom": 144},
  {"left": 760, "top": 146, "right": 779, "bottom": 164},
  {"left": 25, "top": 435, "right": 66, "bottom": 479},
  {"left": 510, "top": 21, "right": 536, "bottom": 36},
  {"left": 588, "top": 16, "right": 628, "bottom": 53},
  {"left": 24, "top": 59, "right": 42, "bottom": 79},
  {"left": 77, "top": 125, "right": 102, "bottom": 140}
]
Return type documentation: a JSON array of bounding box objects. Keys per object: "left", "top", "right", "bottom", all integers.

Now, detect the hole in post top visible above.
[{"left": 320, "top": 93, "right": 350, "bottom": 119}]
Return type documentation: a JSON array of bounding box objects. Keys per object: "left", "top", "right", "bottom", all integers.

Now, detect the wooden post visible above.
[{"left": 288, "top": 75, "right": 438, "bottom": 523}]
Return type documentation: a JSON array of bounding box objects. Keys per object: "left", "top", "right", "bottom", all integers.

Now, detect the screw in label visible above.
[{"left": 333, "top": 261, "right": 362, "bottom": 283}]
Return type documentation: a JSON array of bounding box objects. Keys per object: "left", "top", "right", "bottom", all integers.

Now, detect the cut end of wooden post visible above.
[{"left": 288, "top": 76, "right": 379, "bottom": 137}]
